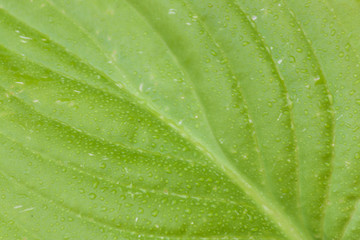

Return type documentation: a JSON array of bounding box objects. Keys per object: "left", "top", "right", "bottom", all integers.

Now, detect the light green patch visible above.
[{"left": 0, "top": 0, "right": 359, "bottom": 239}]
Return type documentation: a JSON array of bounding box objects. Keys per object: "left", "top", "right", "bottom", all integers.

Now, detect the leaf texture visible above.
[{"left": 0, "top": 0, "right": 359, "bottom": 239}]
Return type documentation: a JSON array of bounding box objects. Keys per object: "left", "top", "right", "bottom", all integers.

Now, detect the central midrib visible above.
[
  {"left": 174, "top": 127, "right": 311, "bottom": 240},
  {"left": 12, "top": 2, "right": 312, "bottom": 238}
]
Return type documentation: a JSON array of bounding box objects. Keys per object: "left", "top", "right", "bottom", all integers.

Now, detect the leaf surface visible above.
[{"left": 0, "top": 0, "right": 359, "bottom": 239}]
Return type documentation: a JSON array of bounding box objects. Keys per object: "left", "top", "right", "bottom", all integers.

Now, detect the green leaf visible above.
[{"left": 0, "top": 0, "right": 359, "bottom": 239}]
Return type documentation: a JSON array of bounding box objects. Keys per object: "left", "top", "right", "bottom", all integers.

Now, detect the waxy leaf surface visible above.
[{"left": 0, "top": 0, "right": 360, "bottom": 239}]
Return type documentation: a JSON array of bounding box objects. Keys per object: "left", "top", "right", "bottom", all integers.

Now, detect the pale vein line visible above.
[
  {"left": 1, "top": 0, "right": 271, "bottom": 217},
  {"left": 281, "top": 0, "right": 336, "bottom": 237},
  {"left": 0, "top": 129, "right": 246, "bottom": 207},
  {"left": 44, "top": 0, "right": 267, "bottom": 192},
  {"left": 339, "top": 198, "right": 360, "bottom": 239},
  {"left": 0, "top": 6, "right": 216, "bottom": 167},
  {"left": 169, "top": 0, "right": 304, "bottom": 237},
  {"left": 0, "top": 165, "right": 259, "bottom": 239},
  {"left": 1, "top": 2, "right": 307, "bottom": 240},
  {"left": 141, "top": 0, "right": 307, "bottom": 239},
  {"left": 316, "top": 0, "right": 360, "bottom": 238},
  {"left": 229, "top": 0, "right": 301, "bottom": 214},
  {"left": 123, "top": 0, "right": 265, "bottom": 188},
  {"left": 0, "top": 43, "right": 206, "bottom": 168},
  {"left": 0, "top": 171, "right": 179, "bottom": 239}
]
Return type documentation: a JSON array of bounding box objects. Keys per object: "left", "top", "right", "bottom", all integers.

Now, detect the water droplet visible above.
[
  {"left": 99, "top": 162, "right": 107, "bottom": 169},
  {"left": 151, "top": 209, "right": 159, "bottom": 217},
  {"left": 289, "top": 55, "right": 296, "bottom": 63},
  {"left": 89, "top": 193, "right": 97, "bottom": 200}
]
